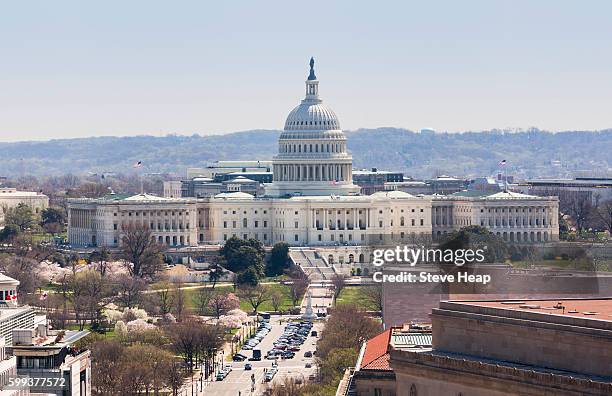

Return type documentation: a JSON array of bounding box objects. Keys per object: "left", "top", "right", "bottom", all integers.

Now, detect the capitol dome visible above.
[
  {"left": 265, "top": 58, "right": 360, "bottom": 198},
  {"left": 284, "top": 103, "right": 340, "bottom": 131}
]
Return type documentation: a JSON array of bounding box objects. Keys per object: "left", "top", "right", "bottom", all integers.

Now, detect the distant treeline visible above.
[{"left": 0, "top": 128, "right": 610, "bottom": 179}]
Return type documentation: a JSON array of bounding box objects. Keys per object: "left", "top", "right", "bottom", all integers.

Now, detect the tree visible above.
[
  {"left": 593, "top": 199, "right": 612, "bottom": 233},
  {"left": 0, "top": 224, "right": 20, "bottom": 242},
  {"left": 220, "top": 236, "right": 265, "bottom": 276},
  {"left": 269, "top": 288, "right": 284, "bottom": 312},
  {"left": 563, "top": 193, "right": 593, "bottom": 231},
  {"left": 68, "top": 270, "right": 112, "bottom": 330},
  {"left": 317, "top": 304, "right": 381, "bottom": 361},
  {"left": 319, "top": 347, "right": 359, "bottom": 385},
  {"left": 236, "top": 266, "right": 259, "bottom": 286},
  {"left": 41, "top": 206, "right": 66, "bottom": 225},
  {"left": 114, "top": 274, "right": 147, "bottom": 308},
  {"left": 331, "top": 274, "right": 346, "bottom": 298},
  {"left": 166, "top": 359, "right": 187, "bottom": 396},
  {"left": 40, "top": 207, "right": 66, "bottom": 235},
  {"left": 0, "top": 256, "right": 43, "bottom": 303},
  {"left": 361, "top": 284, "right": 383, "bottom": 312},
  {"left": 90, "top": 340, "right": 125, "bottom": 396},
  {"left": 266, "top": 242, "right": 290, "bottom": 276},
  {"left": 208, "top": 258, "right": 226, "bottom": 289},
  {"left": 165, "top": 319, "right": 224, "bottom": 373},
  {"left": 157, "top": 281, "right": 175, "bottom": 316},
  {"left": 5, "top": 203, "right": 35, "bottom": 231},
  {"left": 172, "top": 279, "right": 186, "bottom": 321},
  {"left": 238, "top": 285, "right": 271, "bottom": 314},
  {"left": 286, "top": 271, "right": 309, "bottom": 308},
  {"left": 119, "top": 223, "right": 165, "bottom": 278},
  {"left": 193, "top": 287, "right": 215, "bottom": 316},
  {"left": 89, "top": 248, "right": 111, "bottom": 277},
  {"left": 208, "top": 292, "right": 240, "bottom": 318}
]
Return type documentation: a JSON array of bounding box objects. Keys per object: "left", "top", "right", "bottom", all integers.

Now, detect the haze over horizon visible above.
[{"left": 2, "top": 0, "right": 612, "bottom": 142}]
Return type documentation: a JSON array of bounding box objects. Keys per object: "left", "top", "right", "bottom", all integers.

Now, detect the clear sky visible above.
[{"left": 1, "top": 0, "right": 612, "bottom": 141}]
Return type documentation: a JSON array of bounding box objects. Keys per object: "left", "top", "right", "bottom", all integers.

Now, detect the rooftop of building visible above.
[
  {"left": 0, "top": 306, "right": 33, "bottom": 321},
  {"left": 524, "top": 177, "right": 612, "bottom": 186},
  {"left": 452, "top": 298, "right": 612, "bottom": 323},
  {"left": 0, "top": 273, "right": 19, "bottom": 287},
  {"left": 357, "top": 324, "right": 432, "bottom": 372},
  {"left": 443, "top": 189, "right": 553, "bottom": 200},
  {"left": 69, "top": 192, "right": 196, "bottom": 204},
  {"left": 12, "top": 327, "right": 89, "bottom": 349},
  {"left": 0, "top": 188, "right": 46, "bottom": 197}
]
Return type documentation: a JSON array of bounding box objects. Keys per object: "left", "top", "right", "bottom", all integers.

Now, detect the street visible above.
[{"left": 202, "top": 316, "right": 324, "bottom": 396}]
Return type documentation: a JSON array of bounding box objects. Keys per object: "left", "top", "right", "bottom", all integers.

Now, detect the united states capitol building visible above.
[{"left": 67, "top": 60, "right": 559, "bottom": 249}]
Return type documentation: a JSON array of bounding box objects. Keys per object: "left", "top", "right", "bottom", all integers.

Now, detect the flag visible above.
[
  {"left": 499, "top": 159, "right": 507, "bottom": 166},
  {"left": 132, "top": 161, "right": 143, "bottom": 168}
]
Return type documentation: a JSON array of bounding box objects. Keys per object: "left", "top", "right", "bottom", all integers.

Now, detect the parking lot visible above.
[{"left": 204, "top": 316, "right": 324, "bottom": 395}]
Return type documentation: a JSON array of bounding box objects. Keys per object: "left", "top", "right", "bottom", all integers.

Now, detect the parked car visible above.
[
  {"left": 304, "top": 351, "right": 313, "bottom": 358},
  {"left": 305, "top": 363, "right": 312, "bottom": 368},
  {"left": 233, "top": 353, "right": 247, "bottom": 361},
  {"left": 245, "top": 363, "right": 252, "bottom": 370}
]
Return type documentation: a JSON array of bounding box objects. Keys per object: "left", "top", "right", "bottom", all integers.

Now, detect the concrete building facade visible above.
[{"left": 0, "top": 188, "right": 49, "bottom": 227}]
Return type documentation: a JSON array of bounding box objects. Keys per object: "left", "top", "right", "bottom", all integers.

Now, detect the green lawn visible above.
[
  {"left": 183, "top": 283, "right": 296, "bottom": 314},
  {"left": 336, "top": 286, "right": 375, "bottom": 310}
]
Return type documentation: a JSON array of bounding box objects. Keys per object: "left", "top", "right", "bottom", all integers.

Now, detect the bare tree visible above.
[
  {"left": 361, "top": 284, "right": 383, "bottom": 312},
  {"left": 208, "top": 292, "right": 240, "bottom": 318},
  {"left": 172, "top": 279, "right": 186, "bottom": 321},
  {"left": 269, "top": 288, "right": 284, "bottom": 312},
  {"left": 331, "top": 273, "right": 346, "bottom": 298},
  {"left": 593, "top": 199, "right": 612, "bottom": 233},
  {"left": 238, "top": 284, "right": 271, "bottom": 314},
  {"left": 90, "top": 340, "right": 125, "bottom": 396},
  {"left": 564, "top": 194, "right": 593, "bottom": 231},
  {"left": 157, "top": 281, "right": 175, "bottom": 316},
  {"left": 89, "top": 247, "right": 111, "bottom": 277},
  {"left": 119, "top": 223, "right": 165, "bottom": 279},
  {"left": 114, "top": 274, "right": 147, "bottom": 308},
  {"left": 0, "top": 256, "right": 43, "bottom": 298},
  {"left": 193, "top": 287, "right": 215, "bottom": 316},
  {"left": 68, "top": 270, "right": 112, "bottom": 330},
  {"left": 286, "top": 271, "right": 309, "bottom": 308}
]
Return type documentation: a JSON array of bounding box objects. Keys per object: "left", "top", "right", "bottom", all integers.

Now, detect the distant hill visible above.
[{"left": 0, "top": 128, "right": 610, "bottom": 179}]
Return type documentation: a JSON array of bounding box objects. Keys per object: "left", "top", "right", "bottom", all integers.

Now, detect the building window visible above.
[
  {"left": 223, "top": 234, "right": 227, "bottom": 241},
  {"left": 263, "top": 221, "right": 268, "bottom": 227},
  {"left": 294, "top": 234, "right": 299, "bottom": 241},
  {"left": 374, "top": 389, "right": 382, "bottom": 396},
  {"left": 420, "top": 219, "right": 424, "bottom": 226},
  {"left": 263, "top": 234, "right": 267, "bottom": 240},
  {"left": 295, "top": 221, "right": 299, "bottom": 228},
  {"left": 410, "top": 384, "right": 417, "bottom": 396},
  {"left": 254, "top": 221, "right": 259, "bottom": 228},
  {"left": 318, "top": 234, "right": 322, "bottom": 241},
  {"left": 223, "top": 221, "right": 227, "bottom": 228}
]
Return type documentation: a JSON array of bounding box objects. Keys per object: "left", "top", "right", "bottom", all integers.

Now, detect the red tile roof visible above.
[{"left": 360, "top": 328, "right": 392, "bottom": 371}]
